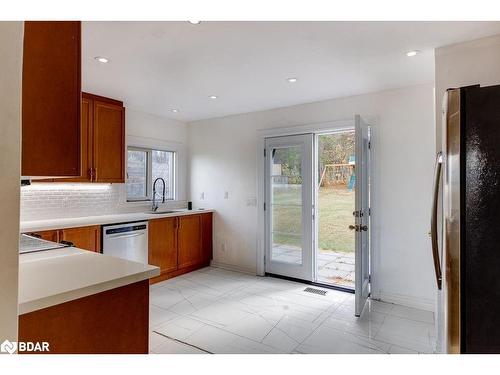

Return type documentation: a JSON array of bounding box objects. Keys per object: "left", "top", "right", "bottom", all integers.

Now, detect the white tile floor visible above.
[{"left": 149, "top": 267, "right": 436, "bottom": 354}]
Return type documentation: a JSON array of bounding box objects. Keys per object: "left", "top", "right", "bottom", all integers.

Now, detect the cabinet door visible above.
[
  {"left": 178, "top": 215, "right": 202, "bottom": 269},
  {"left": 93, "top": 100, "right": 125, "bottom": 183},
  {"left": 201, "top": 213, "right": 213, "bottom": 264},
  {"left": 148, "top": 218, "right": 178, "bottom": 275},
  {"left": 27, "top": 230, "right": 59, "bottom": 243},
  {"left": 59, "top": 94, "right": 93, "bottom": 182},
  {"left": 22, "top": 21, "right": 81, "bottom": 177},
  {"left": 59, "top": 225, "right": 101, "bottom": 252}
]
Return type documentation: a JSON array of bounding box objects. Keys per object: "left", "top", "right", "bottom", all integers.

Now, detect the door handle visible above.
[
  {"left": 430, "top": 152, "right": 443, "bottom": 290},
  {"left": 349, "top": 224, "right": 368, "bottom": 232}
]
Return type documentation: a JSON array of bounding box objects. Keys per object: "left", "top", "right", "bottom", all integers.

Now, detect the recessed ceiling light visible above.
[
  {"left": 406, "top": 50, "right": 420, "bottom": 57},
  {"left": 94, "top": 56, "right": 109, "bottom": 63},
  {"left": 171, "top": 109, "right": 179, "bottom": 113},
  {"left": 188, "top": 20, "right": 201, "bottom": 25},
  {"left": 287, "top": 77, "right": 298, "bottom": 83},
  {"left": 208, "top": 95, "right": 218, "bottom": 99}
]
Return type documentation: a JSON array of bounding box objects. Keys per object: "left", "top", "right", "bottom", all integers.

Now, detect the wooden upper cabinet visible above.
[
  {"left": 59, "top": 225, "right": 101, "bottom": 252},
  {"left": 58, "top": 93, "right": 125, "bottom": 183},
  {"left": 93, "top": 97, "right": 125, "bottom": 183},
  {"left": 148, "top": 218, "right": 178, "bottom": 275},
  {"left": 60, "top": 95, "right": 93, "bottom": 182},
  {"left": 178, "top": 215, "right": 203, "bottom": 269},
  {"left": 22, "top": 21, "right": 81, "bottom": 177}
]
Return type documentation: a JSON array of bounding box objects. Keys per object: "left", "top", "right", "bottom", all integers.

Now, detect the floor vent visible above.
[{"left": 303, "top": 287, "right": 327, "bottom": 296}]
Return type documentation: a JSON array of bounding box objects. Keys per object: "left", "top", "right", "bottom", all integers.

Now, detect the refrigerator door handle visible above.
[{"left": 431, "top": 151, "right": 443, "bottom": 290}]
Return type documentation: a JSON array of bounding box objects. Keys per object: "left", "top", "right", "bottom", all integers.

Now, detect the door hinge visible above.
[
  {"left": 369, "top": 274, "right": 372, "bottom": 283},
  {"left": 264, "top": 202, "right": 266, "bottom": 211},
  {"left": 368, "top": 207, "right": 371, "bottom": 216},
  {"left": 368, "top": 141, "right": 371, "bottom": 149},
  {"left": 264, "top": 149, "right": 266, "bottom": 157}
]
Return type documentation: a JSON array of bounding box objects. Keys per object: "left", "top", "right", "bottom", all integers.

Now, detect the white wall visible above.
[
  {"left": 20, "top": 109, "right": 189, "bottom": 221},
  {"left": 188, "top": 83, "right": 437, "bottom": 310},
  {"left": 435, "top": 33, "right": 500, "bottom": 150},
  {"left": 126, "top": 109, "right": 188, "bottom": 203},
  {"left": 0, "top": 21, "right": 23, "bottom": 343}
]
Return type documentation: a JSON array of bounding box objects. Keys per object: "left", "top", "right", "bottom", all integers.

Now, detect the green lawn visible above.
[{"left": 272, "top": 185, "right": 355, "bottom": 253}]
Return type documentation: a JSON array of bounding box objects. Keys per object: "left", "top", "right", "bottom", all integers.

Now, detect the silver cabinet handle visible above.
[{"left": 431, "top": 152, "right": 443, "bottom": 290}]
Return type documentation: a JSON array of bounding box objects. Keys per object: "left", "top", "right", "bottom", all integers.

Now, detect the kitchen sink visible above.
[{"left": 145, "top": 210, "right": 176, "bottom": 215}]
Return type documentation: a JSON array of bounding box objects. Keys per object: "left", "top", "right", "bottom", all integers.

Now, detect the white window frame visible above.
[{"left": 126, "top": 146, "right": 177, "bottom": 202}]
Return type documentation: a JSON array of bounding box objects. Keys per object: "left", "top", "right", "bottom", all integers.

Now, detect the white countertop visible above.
[
  {"left": 19, "top": 247, "right": 160, "bottom": 314},
  {"left": 20, "top": 208, "right": 214, "bottom": 233}
]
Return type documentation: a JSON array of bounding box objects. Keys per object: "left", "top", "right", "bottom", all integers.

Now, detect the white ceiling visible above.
[{"left": 82, "top": 21, "right": 500, "bottom": 122}]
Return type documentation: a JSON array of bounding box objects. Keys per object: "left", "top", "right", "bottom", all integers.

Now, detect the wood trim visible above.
[
  {"left": 82, "top": 92, "right": 123, "bottom": 107},
  {"left": 149, "top": 261, "right": 211, "bottom": 285},
  {"left": 18, "top": 280, "right": 149, "bottom": 354}
]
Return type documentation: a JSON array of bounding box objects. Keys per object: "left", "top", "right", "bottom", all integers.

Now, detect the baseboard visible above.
[
  {"left": 209, "top": 261, "right": 257, "bottom": 276},
  {"left": 371, "top": 290, "right": 435, "bottom": 312}
]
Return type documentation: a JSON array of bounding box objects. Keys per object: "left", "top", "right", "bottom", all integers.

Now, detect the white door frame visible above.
[
  {"left": 354, "top": 115, "right": 371, "bottom": 316},
  {"left": 256, "top": 119, "right": 356, "bottom": 277}
]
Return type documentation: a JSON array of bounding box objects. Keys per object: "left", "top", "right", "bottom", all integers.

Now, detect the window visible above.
[{"left": 126, "top": 147, "right": 176, "bottom": 201}]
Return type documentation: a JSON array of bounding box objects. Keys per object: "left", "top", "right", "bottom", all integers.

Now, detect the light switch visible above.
[{"left": 247, "top": 197, "right": 257, "bottom": 207}]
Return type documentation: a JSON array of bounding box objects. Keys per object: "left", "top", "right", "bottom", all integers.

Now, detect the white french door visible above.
[
  {"left": 263, "top": 117, "right": 371, "bottom": 318},
  {"left": 264, "top": 134, "right": 314, "bottom": 281},
  {"left": 354, "top": 115, "right": 371, "bottom": 316}
]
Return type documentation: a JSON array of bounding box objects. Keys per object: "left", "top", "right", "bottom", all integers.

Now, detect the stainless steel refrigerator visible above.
[{"left": 433, "top": 84, "right": 500, "bottom": 354}]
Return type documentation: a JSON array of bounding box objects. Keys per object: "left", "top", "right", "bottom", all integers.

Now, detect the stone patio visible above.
[{"left": 272, "top": 245, "right": 355, "bottom": 288}]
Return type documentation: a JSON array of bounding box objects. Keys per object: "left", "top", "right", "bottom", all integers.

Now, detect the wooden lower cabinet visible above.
[
  {"left": 27, "top": 225, "right": 101, "bottom": 253},
  {"left": 148, "top": 217, "right": 178, "bottom": 275},
  {"left": 27, "top": 229, "right": 60, "bottom": 243},
  {"left": 59, "top": 225, "right": 101, "bottom": 252},
  {"left": 149, "top": 213, "right": 213, "bottom": 284},
  {"left": 18, "top": 280, "right": 149, "bottom": 354},
  {"left": 178, "top": 214, "right": 202, "bottom": 269}
]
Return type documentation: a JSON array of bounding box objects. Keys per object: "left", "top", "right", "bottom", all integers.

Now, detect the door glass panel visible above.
[
  {"left": 271, "top": 146, "right": 303, "bottom": 264},
  {"left": 316, "top": 131, "right": 356, "bottom": 288}
]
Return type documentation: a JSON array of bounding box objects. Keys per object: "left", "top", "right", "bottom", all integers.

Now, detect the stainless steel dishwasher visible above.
[{"left": 102, "top": 221, "right": 148, "bottom": 264}]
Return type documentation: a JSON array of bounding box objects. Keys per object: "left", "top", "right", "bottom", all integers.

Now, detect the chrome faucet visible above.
[{"left": 152, "top": 177, "right": 166, "bottom": 212}]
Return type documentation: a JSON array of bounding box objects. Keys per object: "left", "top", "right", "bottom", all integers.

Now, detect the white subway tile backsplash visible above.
[
  {"left": 20, "top": 183, "right": 186, "bottom": 221},
  {"left": 20, "top": 183, "right": 123, "bottom": 221}
]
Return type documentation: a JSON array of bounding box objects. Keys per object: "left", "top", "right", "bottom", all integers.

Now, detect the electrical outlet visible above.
[
  {"left": 200, "top": 192, "right": 205, "bottom": 200},
  {"left": 224, "top": 191, "right": 229, "bottom": 199}
]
